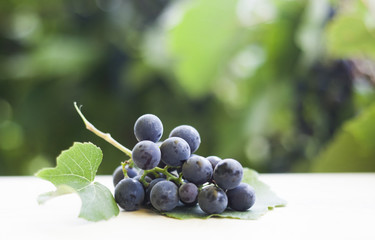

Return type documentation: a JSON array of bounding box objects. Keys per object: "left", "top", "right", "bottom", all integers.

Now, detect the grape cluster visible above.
[{"left": 113, "top": 114, "right": 256, "bottom": 214}]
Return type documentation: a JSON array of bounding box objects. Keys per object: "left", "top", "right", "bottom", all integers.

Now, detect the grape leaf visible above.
[
  {"left": 37, "top": 184, "right": 76, "bottom": 204},
  {"left": 161, "top": 168, "right": 286, "bottom": 219},
  {"left": 312, "top": 102, "right": 375, "bottom": 172},
  {"left": 35, "top": 142, "right": 119, "bottom": 221}
]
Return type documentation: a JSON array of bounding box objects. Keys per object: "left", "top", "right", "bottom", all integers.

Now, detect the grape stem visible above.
[
  {"left": 139, "top": 166, "right": 182, "bottom": 187},
  {"left": 74, "top": 102, "right": 132, "bottom": 158},
  {"left": 121, "top": 159, "right": 134, "bottom": 177}
]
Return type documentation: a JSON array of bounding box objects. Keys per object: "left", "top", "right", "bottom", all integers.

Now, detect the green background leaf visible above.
[
  {"left": 35, "top": 142, "right": 119, "bottom": 221},
  {"left": 168, "top": 0, "right": 241, "bottom": 98},
  {"left": 161, "top": 168, "right": 286, "bottom": 220},
  {"left": 313, "top": 102, "right": 375, "bottom": 172},
  {"left": 326, "top": 1, "right": 375, "bottom": 59}
]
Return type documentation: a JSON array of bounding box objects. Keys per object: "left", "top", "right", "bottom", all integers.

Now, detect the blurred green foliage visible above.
[{"left": 0, "top": 0, "right": 374, "bottom": 175}]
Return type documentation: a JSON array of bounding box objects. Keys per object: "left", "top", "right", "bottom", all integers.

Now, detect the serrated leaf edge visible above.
[{"left": 35, "top": 142, "right": 119, "bottom": 222}]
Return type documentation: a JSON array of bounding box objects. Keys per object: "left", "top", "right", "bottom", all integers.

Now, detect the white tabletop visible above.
[{"left": 1, "top": 173, "right": 374, "bottom": 240}]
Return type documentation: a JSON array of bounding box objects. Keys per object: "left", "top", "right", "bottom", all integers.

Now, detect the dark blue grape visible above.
[
  {"left": 126, "top": 166, "right": 138, "bottom": 178},
  {"left": 198, "top": 185, "right": 228, "bottom": 214},
  {"left": 134, "top": 114, "right": 163, "bottom": 143},
  {"left": 213, "top": 158, "right": 243, "bottom": 190},
  {"left": 112, "top": 165, "right": 138, "bottom": 186},
  {"left": 160, "top": 137, "right": 190, "bottom": 167},
  {"left": 150, "top": 181, "right": 179, "bottom": 212},
  {"left": 227, "top": 183, "right": 256, "bottom": 211},
  {"left": 114, "top": 178, "right": 145, "bottom": 211},
  {"left": 145, "top": 178, "right": 166, "bottom": 205},
  {"left": 179, "top": 183, "right": 198, "bottom": 206},
  {"left": 206, "top": 156, "right": 222, "bottom": 169},
  {"left": 182, "top": 155, "right": 213, "bottom": 185},
  {"left": 132, "top": 140, "right": 161, "bottom": 170},
  {"left": 112, "top": 166, "right": 124, "bottom": 187},
  {"left": 169, "top": 125, "right": 201, "bottom": 153}
]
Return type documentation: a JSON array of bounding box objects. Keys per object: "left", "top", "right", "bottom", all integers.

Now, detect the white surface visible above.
[{"left": 0, "top": 174, "right": 374, "bottom": 240}]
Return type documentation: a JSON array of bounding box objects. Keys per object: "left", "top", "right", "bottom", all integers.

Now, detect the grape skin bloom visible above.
[
  {"left": 115, "top": 178, "right": 145, "bottom": 211},
  {"left": 169, "top": 125, "right": 201, "bottom": 153},
  {"left": 160, "top": 137, "right": 191, "bottom": 167},
  {"left": 134, "top": 114, "right": 163, "bottom": 143},
  {"left": 198, "top": 185, "right": 228, "bottom": 214},
  {"left": 227, "top": 183, "right": 256, "bottom": 211},
  {"left": 132, "top": 140, "right": 161, "bottom": 170},
  {"left": 150, "top": 181, "right": 179, "bottom": 212},
  {"left": 145, "top": 178, "right": 166, "bottom": 205},
  {"left": 213, "top": 158, "right": 243, "bottom": 190},
  {"left": 182, "top": 155, "right": 213, "bottom": 185},
  {"left": 179, "top": 183, "right": 198, "bottom": 205}
]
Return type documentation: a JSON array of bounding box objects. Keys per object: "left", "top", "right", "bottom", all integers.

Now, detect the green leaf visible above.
[
  {"left": 35, "top": 142, "right": 119, "bottom": 221},
  {"left": 37, "top": 184, "right": 75, "bottom": 204},
  {"left": 161, "top": 168, "right": 286, "bottom": 219},
  {"left": 326, "top": 1, "right": 375, "bottom": 59},
  {"left": 167, "top": 0, "right": 244, "bottom": 97},
  {"left": 312, "top": 102, "right": 375, "bottom": 172}
]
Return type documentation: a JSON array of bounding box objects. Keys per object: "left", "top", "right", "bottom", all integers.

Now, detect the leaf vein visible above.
[
  {"left": 77, "top": 146, "right": 94, "bottom": 181},
  {"left": 66, "top": 152, "right": 85, "bottom": 176},
  {"left": 43, "top": 173, "right": 91, "bottom": 184},
  {"left": 60, "top": 161, "right": 73, "bottom": 174}
]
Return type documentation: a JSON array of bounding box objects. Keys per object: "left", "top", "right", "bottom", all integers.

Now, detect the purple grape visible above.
[
  {"left": 132, "top": 140, "right": 161, "bottom": 170},
  {"left": 179, "top": 183, "right": 198, "bottom": 206},
  {"left": 150, "top": 181, "right": 179, "bottom": 212},
  {"left": 115, "top": 178, "right": 145, "bottom": 211},
  {"left": 227, "top": 183, "right": 256, "bottom": 211},
  {"left": 198, "top": 185, "right": 228, "bottom": 214},
  {"left": 213, "top": 158, "right": 243, "bottom": 190},
  {"left": 160, "top": 137, "right": 190, "bottom": 167},
  {"left": 169, "top": 125, "right": 201, "bottom": 153},
  {"left": 182, "top": 156, "right": 213, "bottom": 185},
  {"left": 134, "top": 114, "right": 163, "bottom": 143}
]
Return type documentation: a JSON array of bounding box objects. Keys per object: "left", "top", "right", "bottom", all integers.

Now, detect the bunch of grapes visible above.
[{"left": 113, "top": 114, "right": 256, "bottom": 214}]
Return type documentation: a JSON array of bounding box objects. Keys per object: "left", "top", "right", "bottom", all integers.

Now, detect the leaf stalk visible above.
[{"left": 74, "top": 102, "right": 132, "bottom": 158}]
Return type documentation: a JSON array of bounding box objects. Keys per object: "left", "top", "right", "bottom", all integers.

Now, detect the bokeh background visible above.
[{"left": 1, "top": 0, "right": 375, "bottom": 175}]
